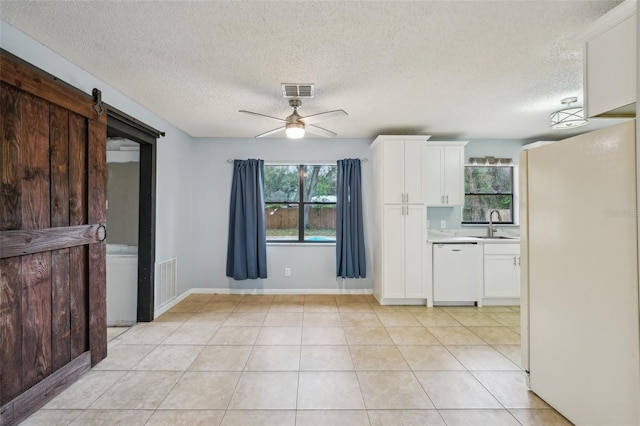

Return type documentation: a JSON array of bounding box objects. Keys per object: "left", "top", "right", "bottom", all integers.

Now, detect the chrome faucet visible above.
[{"left": 488, "top": 209, "right": 502, "bottom": 237}]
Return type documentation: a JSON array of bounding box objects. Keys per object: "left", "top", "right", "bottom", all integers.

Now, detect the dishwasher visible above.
[{"left": 433, "top": 243, "right": 482, "bottom": 305}]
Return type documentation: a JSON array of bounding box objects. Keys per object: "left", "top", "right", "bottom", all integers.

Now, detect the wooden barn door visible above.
[{"left": 0, "top": 51, "right": 107, "bottom": 425}]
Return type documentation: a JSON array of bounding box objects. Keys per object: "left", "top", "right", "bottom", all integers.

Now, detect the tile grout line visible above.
[{"left": 35, "top": 297, "right": 541, "bottom": 426}]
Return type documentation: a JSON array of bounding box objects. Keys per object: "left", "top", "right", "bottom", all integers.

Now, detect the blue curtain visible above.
[
  {"left": 226, "top": 159, "right": 268, "bottom": 280},
  {"left": 336, "top": 159, "right": 366, "bottom": 278}
]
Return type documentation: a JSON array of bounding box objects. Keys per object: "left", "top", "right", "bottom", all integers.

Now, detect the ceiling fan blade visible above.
[
  {"left": 256, "top": 126, "right": 286, "bottom": 138},
  {"left": 299, "top": 109, "right": 348, "bottom": 125},
  {"left": 306, "top": 124, "right": 337, "bottom": 138},
  {"left": 239, "top": 110, "right": 286, "bottom": 123}
]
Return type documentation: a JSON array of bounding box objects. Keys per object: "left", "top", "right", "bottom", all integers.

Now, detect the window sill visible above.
[
  {"left": 461, "top": 223, "right": 519, "bottom": 227},
  {"left": 267, "top": 242, "right": 336, "bottom": 247}
]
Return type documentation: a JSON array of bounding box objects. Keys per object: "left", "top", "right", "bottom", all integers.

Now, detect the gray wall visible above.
[
  {"left": 189, "top": 137, "right": 374, "bottom": 292},
  {"left": 107, "top": 162, "right": 139, "bottom": 246}
]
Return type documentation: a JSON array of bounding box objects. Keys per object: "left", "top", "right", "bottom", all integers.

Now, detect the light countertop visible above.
[{"left": 428, "top": 236, "right": 520, "bottom": 244}]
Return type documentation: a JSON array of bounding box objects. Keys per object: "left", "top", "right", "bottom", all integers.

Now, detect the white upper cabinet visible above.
[
  {"left": 424, "top": 142, "right": 467, "bottom": 206},
  {"left": 578, "top": 0, "right": 636, "bottom": 118},
  {"left": 373, "top": 136, "right": 430, "bottom": 204},
  {"left": 381, "top": 140, "right": 405, "bottom": 204}
]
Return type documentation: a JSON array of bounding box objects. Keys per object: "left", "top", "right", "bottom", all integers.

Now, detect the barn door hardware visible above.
[
  {"left": 92, "top": 88, "right": 105, "bottom": 117},
  {"left": 97, "top": 223, "right": 107, "bottom": 242}
]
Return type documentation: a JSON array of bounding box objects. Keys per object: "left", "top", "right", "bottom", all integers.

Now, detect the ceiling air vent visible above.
[{"left": 282, "top": 83, "right": 314, "bottom": 98}]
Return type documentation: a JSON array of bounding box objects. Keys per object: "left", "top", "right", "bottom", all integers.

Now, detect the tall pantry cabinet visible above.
[{"left": 371, "top": 136, "right": 430, "bottom": 305}]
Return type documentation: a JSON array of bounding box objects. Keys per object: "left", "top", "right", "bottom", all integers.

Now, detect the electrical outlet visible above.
[
  {"left": 440, "top": 220, "right": 446, "bottom": 229},
  {"left": 284, "top": 267, "right": 291, "bottom": 276}
]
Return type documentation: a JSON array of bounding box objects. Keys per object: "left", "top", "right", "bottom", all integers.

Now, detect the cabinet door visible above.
[
  {"left": 585, "top": 14, "right": 636, "bottom": 118},
  {"left": 514, "top": 259, "right": 521, "bottom": 297},
  {"left": 444, "top": 146, "right": 465, "bottom": 205},
  {"left": 484, "top": 255, "right": 518, "bottom": 297},
  {"left": 382, "top": 140, "right": 405, "bottom": 204},
  {"left": 424, "top": 145, "right": 443, "bottom": 205},
  {"left": 382, "top": 205, "right": 405, "bottom": 298},
  {"left": 404, "top": 142, "right": 424, "bottom": 204},
  {"left": 404, "top": 205, "right": 426, "bottom": 298}
]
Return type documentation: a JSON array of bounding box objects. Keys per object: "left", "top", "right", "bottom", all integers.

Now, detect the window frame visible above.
[
  {"left": 462, "top": 165, "right": 515, "bottom": 225},
  {"left": 264, "top": 163, "right": 337, "bottom": 243}
]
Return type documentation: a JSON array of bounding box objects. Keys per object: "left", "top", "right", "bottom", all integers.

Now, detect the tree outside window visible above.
[
  {"left": 463, "top": 166, "right": 513, "bottom": 224},
  {"left": 264, "top": 165, "right": 337, "bottom": 242}
]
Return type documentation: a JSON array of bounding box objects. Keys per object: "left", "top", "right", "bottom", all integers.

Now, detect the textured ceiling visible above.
[{"left": 0, "top": 0, "right": 625, "bottom": 140}]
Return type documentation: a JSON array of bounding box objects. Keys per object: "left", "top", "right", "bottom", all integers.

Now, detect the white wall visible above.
[
  {"left": 190, "top": 137, "right": 374, "bottom": 292},
  {"left": 1, "top": 20, "right": 194, "bottom": 296}
]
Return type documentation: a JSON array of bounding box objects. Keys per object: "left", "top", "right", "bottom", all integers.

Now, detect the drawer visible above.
[{"left": 484, "top": 243, "right": 520, "bottom": 255}]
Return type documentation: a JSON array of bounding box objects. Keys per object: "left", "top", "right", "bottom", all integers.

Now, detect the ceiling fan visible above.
[{"left": 239, "top": 99, "right": 348, "bottom": 139}]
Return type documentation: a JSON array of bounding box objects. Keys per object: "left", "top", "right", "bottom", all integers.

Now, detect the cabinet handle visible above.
[
  {"left": 406, "top": 193, "right": 409, "bottom": 203},
  {"left": 518, "top": 256, "right": 521, "bottom": 266},
  {"left": 441, "top": 195, "right": 444, "bottom": 204},
  {"left": 513, "top": 256, "right": 516, "bottom": 266},
  {"left": 446, "top": 195, "right": 449, "bottom": 204},
  {"left": 406, "top": 206, "right": 409, "bottom": 216}
]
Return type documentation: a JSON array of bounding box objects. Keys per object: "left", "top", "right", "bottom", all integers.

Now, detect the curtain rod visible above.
[{"left": 226, "top": 158, "right": 368, "bottom": 164}]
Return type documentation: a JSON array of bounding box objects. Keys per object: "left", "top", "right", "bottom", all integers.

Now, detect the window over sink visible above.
[{"left": 462, "top": 165, "right": 514, "bottom": 224}]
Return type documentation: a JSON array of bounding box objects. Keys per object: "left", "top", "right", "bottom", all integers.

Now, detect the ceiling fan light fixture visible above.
[
  {"left": 551, "top": 97, "right": 588, "bottom": 129},
  {"left": 285, "top": 122, "right": 305, "bottom": 139}
]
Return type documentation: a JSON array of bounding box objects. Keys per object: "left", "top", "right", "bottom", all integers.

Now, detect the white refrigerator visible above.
[{"left": 520, "top": 120, "right": 640, "bottom": 425}]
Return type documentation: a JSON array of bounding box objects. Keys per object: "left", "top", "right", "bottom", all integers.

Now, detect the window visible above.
[
  {"left": 264, "top": 164, "right": 337, "bottom": 242},
  {"left": 462, "top": 166, "right": 514, "bottom": 224}
]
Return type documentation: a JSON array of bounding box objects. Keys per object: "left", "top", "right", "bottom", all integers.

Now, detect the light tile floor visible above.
[{"left": 22, "top": 294, "right": 573, "bottom": 425}]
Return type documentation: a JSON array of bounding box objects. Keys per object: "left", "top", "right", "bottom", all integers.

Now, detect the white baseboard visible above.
[
  {"left": 154, "top": 287, "right": 375, "bottom": 318},
  {"left": 376, "top": 297, "right": 428, "bottom": 306},
  {"left": 188, "top": 287, "right": 374, "bottom": 295},
  {"left": 481, "top": 297, "right": 520, "bottom": 306},
  {"left": 153, "top": 291, "right": 190, "bottom": 317}
]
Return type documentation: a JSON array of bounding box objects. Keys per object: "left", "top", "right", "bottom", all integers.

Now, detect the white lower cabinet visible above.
[
  {"left": 381, "top": 204, "right": 426, "bottom": 299},
  {"left": 483, "top": 244, "right": 520, "bottom": 299}
]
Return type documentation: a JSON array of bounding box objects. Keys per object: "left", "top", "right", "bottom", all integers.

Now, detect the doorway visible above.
[
  {"left": 106, "top": 105, "right": 163, "bottom": 322},
  {"left": 106, "top": 137, "right": 140, "bottom": 326}
]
